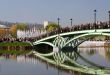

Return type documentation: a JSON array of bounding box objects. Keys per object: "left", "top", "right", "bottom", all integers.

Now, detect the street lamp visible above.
[
  {"left": 94, "top": 10, "right": 97, "bottom": 29},
  {"left": 70, "top": 18, "right": 73, "bottom": 31},
  {"left": 57, "top": 18, "right": 60, "bottom": 26},
  {"left": 70, "top": 18, "right": 73, "bottom": 27},
  {"left": 57, "top": 18, "right": 60, "bottom": 34},
  {"left": 108, "top": 11, "right": 110, "bottom": 26}
]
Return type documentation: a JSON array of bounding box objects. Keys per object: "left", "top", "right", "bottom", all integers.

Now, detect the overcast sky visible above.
[{"left": 0, "top": 0, "right": 110, "bottom": 26}]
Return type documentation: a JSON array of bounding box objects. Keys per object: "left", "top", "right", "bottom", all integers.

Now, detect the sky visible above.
[{"left": 0, "top": 0, "right": 110, "bottom": 26}]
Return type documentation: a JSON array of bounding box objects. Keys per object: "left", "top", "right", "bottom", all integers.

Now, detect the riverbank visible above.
[
  {"left": 0, "top": 42, "right": 31, "bottom": 46},
  {"left": 0, "top": 50, "right": 30, "bottom": 55},
  {"left": 0, "top": 42, "right": 32, "bottom": 55}
]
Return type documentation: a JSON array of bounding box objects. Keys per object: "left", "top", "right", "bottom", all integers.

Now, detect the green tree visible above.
[
  {"left": 17, "top": 23, "right": 28, "bottom": 30},
  {"left": 45, "top": 23, "right": 60, "bottom": 32}
]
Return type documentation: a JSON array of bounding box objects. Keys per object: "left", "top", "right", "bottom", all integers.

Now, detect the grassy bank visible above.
[
  {"left": 0, "top": 42, "right": 31, "bottom": 46},
  {"left": 0, "top": 42, "right": 32, "bottom": 55},
  {"left": 0, "top": 50, "right": 30, "bottom": 55}
]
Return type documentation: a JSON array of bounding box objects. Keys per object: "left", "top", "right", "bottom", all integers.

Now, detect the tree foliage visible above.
[
  {"left": 10, "top": 24, "right": 17, "bottom": 37},
  {"left": 45, "top": 23, "right": 60, "bottom": 32},
  {"left": 0, "top": 29, "right": 5, "bottom": 35},
  {"left": 17, "top": 23, "right": 28, "bottom": 30}
]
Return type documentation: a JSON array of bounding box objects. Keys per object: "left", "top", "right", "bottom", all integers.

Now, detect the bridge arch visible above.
[
  {"left": 33, "top": 29, "right": 110, "bottom": 44},
  {"left": 34, "top": 41, "right": 55, "bottom": 47},
  {"left": 33, "top": 42, "right": 56, "bottom": 54},
  {"left": 64, "top": 32, "right": 110, "bottom": 47}
]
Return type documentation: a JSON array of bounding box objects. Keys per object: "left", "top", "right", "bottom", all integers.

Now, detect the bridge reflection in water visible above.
[
  {"left": 0, "top": 47, "right": 110, "bottom": 75},
  {"left": 77, "top": 47, "right": 110, "bottom": 68},
  {"left": 0, "top": 54, "right": 85, "bottom": 75},
  {"left": 32, "top": 47, "right": 110, "bottom": 75}
]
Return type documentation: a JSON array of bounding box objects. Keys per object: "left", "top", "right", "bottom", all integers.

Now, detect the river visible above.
[{"left": 0, "top": 47, "right": 110, "bottom": 75}]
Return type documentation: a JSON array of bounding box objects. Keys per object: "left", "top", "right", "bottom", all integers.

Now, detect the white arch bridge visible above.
[
  {"left": 32, "top": 29, "right": 110, "bottom": 75},
  {"left": 33, "top": 29, "right": 110, "bottom": 51}
]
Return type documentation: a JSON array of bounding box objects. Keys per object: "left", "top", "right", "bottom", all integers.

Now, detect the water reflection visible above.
[
  {"left": 78, "top": 47, "right": 110, "bottom": 68},
  {"left": 0, "top": 46, "right": 32, "bottom": 50},
  {"left": 0, "top": 54, "right": 86, "bottom": 75},
  {"left": 0, "top": 54, "right": 92, "bottom": 75},
  {"left": 0, "top": 47, "right": 109, "bottom": 75}
]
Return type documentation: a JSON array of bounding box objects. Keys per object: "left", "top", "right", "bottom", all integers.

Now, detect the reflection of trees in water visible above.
[
  {"left": 86, "top": 48, "right": 97, "bottom": 56},
  {"left": 105, "top": 48, "right": 110, "bottom": 60},
  {"left": 0, "top": 46, "right": 32, "bottom": 50},
  {"left": 78, "top": 48, "right": 97, "bottom": 56}
]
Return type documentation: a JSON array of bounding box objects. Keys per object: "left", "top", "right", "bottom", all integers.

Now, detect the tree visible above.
[
  {"left": 17, "top": 23, "right": 28, "bottom": 30},
  {"left": 0, "top": 29, "right": 6, "bottom": 37},
  {"left": 45, "top": 23, "right": 60, "bottom": 32},
  {"left": 10, "top": 24, "right": 17, "bottom": 37}
]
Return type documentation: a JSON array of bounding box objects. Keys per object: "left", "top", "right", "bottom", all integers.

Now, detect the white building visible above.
[
  {"left": 17, "top": 21, "right": 55, "bottom": 38},
  {"left": 43, "top": 21, "right": 54, "bottom": 28},
  {"left": 17, "top": 27, "right": 46, "bottom": 38}
]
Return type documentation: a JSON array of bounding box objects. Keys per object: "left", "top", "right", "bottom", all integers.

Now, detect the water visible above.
[
  {"left": 77, "top": 47, "right": 110, "bottom": 68},
  {"left": 0, "top": 47, "right": 110, "bottom": 75},
  {"left": 0, "top": 55, "right": 73, "bottom": 75}
]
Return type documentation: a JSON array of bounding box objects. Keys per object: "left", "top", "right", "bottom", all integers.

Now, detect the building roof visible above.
[{"left": 0, "top": 24, "right": 9, "bottom": 28}]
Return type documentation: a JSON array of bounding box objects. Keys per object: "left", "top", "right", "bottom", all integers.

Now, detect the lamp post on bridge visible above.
[
  {"left": 108, "top": 11, "right": 110, "bottom": 27},
  {"left": 94, "top": 10, "right": 97, "bottom": 29},
  {"left": 70, "top": 18, "right": 73, "bottom": 27},
  {"left": 70, "top": 18, "right": 73, "bottom": 31},
  {"left": 57, "top": 18, "right": 60, "bottom": 34},
  {"left": 57, "top": 18, "right": 61, "bottom": 50}
]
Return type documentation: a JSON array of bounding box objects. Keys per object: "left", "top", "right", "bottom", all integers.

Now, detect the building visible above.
[
  {"left": 43, "top": 21, "right": 55, "bottom": 28},
  {"left": 17, "top": 26, "right": 46, "bottom": 38}
]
